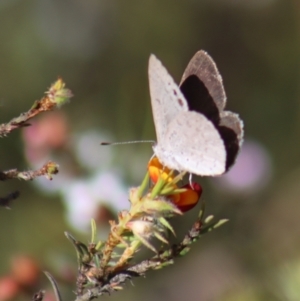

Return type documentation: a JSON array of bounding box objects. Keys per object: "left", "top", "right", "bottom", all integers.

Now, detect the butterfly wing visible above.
[
  {"left": 148, "top": 54, "right": 188, "bottom": 144},
  {"left": 150, "top": 51, "right": 243, "bottom": 176},
  {"left": 219, "top": 111, "right": 244, "bottom": 170},
  {"left": 220, "top": 111, "right": 244, "bottom": 147},
  {"left": 154, "top": 111, "right": 227, "bottom": 176},
  {"left": 180, "top": 51, "right": 244, "bottom": 172},
  {"left": 180, "top": 50, "right": 226, "bottom": 113}
]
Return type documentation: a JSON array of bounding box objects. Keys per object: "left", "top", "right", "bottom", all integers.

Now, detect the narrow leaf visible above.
[{"left": 44, "top": 272, "right": 62, "bottom": 301}]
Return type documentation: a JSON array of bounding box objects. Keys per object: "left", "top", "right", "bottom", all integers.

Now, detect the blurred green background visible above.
[{"left": 1, "top": 0, "right": 300, "bottom": 300}]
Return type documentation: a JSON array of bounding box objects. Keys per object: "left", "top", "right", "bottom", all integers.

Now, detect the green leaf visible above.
[
  {"left": 204, "top": 215, "right": 214, "bottom": 224},
  {"left": 134, "top": 232, "right": 157, "bottom": 253},
  {"left": 142, "top": 198, "right": 182, "bottom": 215},
  {"left": 64, "top": 232, "right": 91, "bottom": 266},
  {"left": 44, "top": 272, "right": 62, "bottom": 301},
  {"left": 158, "top": 217, "right": 175, "bottom": 236},
  {"left": 91, "top": 219, "right": 97, "bottom": 244},
  {"left": 154, "top": 231, "right": 168, "bottom": 245},
  {"left": 138, "top": 172, "right": 150, "bottom": 198},
  {"left": 201, "top": 219, "right": 229, "bottom": 234}
]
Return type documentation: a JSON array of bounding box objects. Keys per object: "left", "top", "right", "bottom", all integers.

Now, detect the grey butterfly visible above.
[{"left": 149, "top": 50, "right": 244, "bottom": 176}]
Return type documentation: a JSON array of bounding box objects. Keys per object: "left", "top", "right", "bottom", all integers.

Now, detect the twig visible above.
[
  {"left": 0, "top": 78, "right": 72, "bottom": 137},
  {"left": 0, "top": 161, "right": 59, "bottom": 181},
  {"left": 0, "top": 190, "right": 20, "bottom": 208},
  {"left": 73, "top": 216, "right": 204, "bottom": 301},
  {"left": 32, "top": 290, "right": 45, "bottom": 301}
]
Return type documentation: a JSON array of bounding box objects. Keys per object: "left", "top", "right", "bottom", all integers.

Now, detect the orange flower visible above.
[
  {"left": 148, "top": 157, "right": 202, "bottom": 212},
  {"left": 170, "top": 183, "right": 202, "bottom": 212},
  {"left": 148, "top": 157, "right": 173, "bottom": 183}
]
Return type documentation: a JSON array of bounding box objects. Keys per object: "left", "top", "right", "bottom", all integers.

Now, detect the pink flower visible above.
[{"left": 213, "top": 140, "right": 272, "bottom": 194}]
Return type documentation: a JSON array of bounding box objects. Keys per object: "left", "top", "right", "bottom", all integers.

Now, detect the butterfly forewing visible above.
[
  {"left": 148, "top": 55, "right": 189, "bottom": 144},
  {"left": 180, "top": 50, "right": 226, "bottom": 113}
]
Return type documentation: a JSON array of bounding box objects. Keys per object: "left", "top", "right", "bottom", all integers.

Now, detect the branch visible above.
[
  {"left": 71, "top": 208, "right": 228, "bottom": 301},
  {"left": 0, "top": 190, "right": 20, "bottom": 208},
  {"left": 0, "top": 78, "right": 72, "bottom": 137},
  {"left": 0, "top": 161, "right": 59, "bottom": 181}
]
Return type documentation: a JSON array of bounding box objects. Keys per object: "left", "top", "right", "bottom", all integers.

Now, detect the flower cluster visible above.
[
  {"left": 148, "top": 157, "right": 202, "bottom": 212},
  {"left": 115, "top": 156, "right": 203, "bottom": 253}
]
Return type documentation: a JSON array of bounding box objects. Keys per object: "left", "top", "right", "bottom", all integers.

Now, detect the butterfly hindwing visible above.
[{"left": 160, "top": 111, "right": 227, "bottom": 175}]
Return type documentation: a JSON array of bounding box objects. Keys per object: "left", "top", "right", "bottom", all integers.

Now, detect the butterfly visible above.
[{"left": 148, "top": 50, "right": 244, "bottom": 176}]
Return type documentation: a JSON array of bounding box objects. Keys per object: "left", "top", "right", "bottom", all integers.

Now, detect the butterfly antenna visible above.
[{"left": 101, "top": 140, "right": 155, "bottom": 146}]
